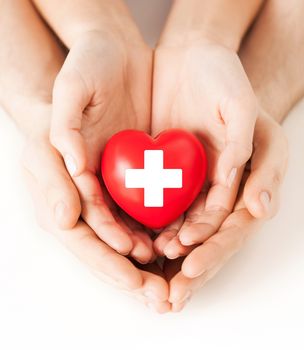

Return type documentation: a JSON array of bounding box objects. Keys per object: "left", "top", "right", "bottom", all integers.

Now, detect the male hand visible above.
[{"left": 162, "top": 112, "right": 288, "bottom": 311}]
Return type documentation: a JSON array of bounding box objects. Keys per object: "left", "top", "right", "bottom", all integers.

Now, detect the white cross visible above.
[{"left": 125, "top": 150, "right": 183, "bottom": 207}]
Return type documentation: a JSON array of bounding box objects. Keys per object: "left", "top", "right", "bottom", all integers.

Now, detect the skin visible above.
[
  {"left": 1, "top": 0, "right": 302, "bottom": 313},
  {"left": 152, "top": 0, "right": 267, "bottom": 258},
  {"left": 165, "top": 0, "right": 304, "bottom": 311},
  {"left": 31, "top": 0, "right": 156, "bottom": 262},
  {"left": 0, "top": 0, "right": 170, "bottom": 313}
]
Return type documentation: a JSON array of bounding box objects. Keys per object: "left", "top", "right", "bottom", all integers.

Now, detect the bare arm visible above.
[
  {"left": 31, "top": 0, "right": 144, "bottom": 47},
  {"left": 0, "top": 0, "right": 65, "bottom": 137},
  {"left": 240, "top": 0, "right": 304, "bottom": 122},
  {"left": 158, "top": 0, "right": 264, "bottom": 50}
]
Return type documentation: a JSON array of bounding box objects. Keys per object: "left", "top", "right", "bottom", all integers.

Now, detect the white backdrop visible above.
[{"left": 0, "top": 1, "right": 304, "bottom": 349}]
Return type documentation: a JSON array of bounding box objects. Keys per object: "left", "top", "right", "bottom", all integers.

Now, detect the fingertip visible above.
[
  {"left": 244, "top": 186, "right": 271, "bottom": 219},
  {"left": 164, "top": 243, "right": 181, "bottom": 260},
  {"left": 182, "top": 258, "right": 203, "bottom": 279},
  {"left": 179, "top": 228, "right": 196, "bottom": 246},
  {"left": 169, "top": 288, "right": 191, "bottom": 305},
  {"left": 130, "top": 243, "right": 153, "bottom": 265},
  {"left": 115, "top": 238, "right": 134, "bottom": 256},
  {"left": 153, "top": 239, "right": 165, "bottom": 257},
  {"left": 146, "top": 301, "right": 171, "bottom": 314},
  {"left": 171, "top": 302, "right": 186, "bottom": 313}
]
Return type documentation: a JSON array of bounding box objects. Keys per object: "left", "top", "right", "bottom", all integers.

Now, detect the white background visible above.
[{"left": 1, "top": 1, "right": 304, "bottom": 349}]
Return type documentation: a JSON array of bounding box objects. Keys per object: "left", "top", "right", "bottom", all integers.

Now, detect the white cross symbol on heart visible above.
[{"left": 125, "top": 150, "right": 183, "bottom": 207}]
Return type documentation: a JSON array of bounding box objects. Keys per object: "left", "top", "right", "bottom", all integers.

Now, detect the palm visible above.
[
  {"left": 52, "top": 33, "right": 154, "bottom": 263},
  {"left": 152, "top": 43, "right": 255, "bottom": 257}
]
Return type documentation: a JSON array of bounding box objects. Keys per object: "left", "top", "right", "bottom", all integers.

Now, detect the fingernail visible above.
[
  {"left": 143, "top": 290, "right": 159, "bottom": 301},
  {"left": 260, "top": 191, "right": 271, "bottom": 212},
  {"left": 227, "top": 168, "right": 237, "bottom": 188},
  {"left": 64, "top": 154, "right": 77, "bottom": 176},
  {"left": 55, "top": 201, "right": 66, "bottom": 222}
]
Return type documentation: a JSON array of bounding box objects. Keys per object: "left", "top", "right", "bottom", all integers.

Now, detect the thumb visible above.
[
  {"left": 23, "top": 138, "right": 81, "bottom": 229},
  {"left": 244, "top": 120, "right": 288, "bottom": 219},
  {"left": 50, "top": 70, "right": 89, "bottom": 177},
  {"left": 218, "top": 97, "right": 257, "bottom": 187}
]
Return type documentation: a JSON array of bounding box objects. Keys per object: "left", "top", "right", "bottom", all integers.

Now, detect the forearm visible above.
[
  {"left": 31, "top": 0, "right": 143, "bottom": 47},
  {"left": 0, "top": 0, "right": 64, "bottom": 136},
  {"left": 240, "top": 0, "right": 304, "bottom": 123},
  {"left": 158, "top": 0, "right": 264, "bottom": 50}
]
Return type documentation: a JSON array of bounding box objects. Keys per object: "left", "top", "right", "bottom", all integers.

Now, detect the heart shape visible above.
[{"left": 101, "top": 129, "right": 207, "bottom": 229}]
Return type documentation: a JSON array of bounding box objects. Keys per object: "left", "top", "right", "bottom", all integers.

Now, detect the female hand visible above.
[
  {"left": 22, "top": 105, "right": 170, "bottom": 314},
  {"left": 50, "top": 31, "right": 155, "bottom": 263},
  {"left": 152, "top": 42, "right": 258, "bottom": 258},
  {"left": 163, "top": 112, "right": 288, "bottom": 311}
]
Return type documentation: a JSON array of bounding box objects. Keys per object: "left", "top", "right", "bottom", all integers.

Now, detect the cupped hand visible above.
[
  {"left": 22, "top": 107, "right": 170, "bottom": 313},
  {"left": 155, "top": 108, "right": 288, "bottom": 261},
  {"left": 162, "top": 112, "right": 288, "bottom": 312},
  {"left": 152, "top": 42, "right": 259, "bottom": 258},
  {"left": 50, "top": 31, "right": 155, "bottom": 263}
]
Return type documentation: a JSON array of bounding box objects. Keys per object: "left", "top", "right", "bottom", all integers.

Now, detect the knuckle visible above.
[
  {"left": 224, "top": 94, "right": 258, "bottom": 121},
  {"left": 185, "top": 212, "right": 201, "bottom": 224},
  {"left": 83, "top": 193, "right": 105, "bottom": 207}
]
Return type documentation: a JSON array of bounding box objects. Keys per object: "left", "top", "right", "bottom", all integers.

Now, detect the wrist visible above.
[
  {"left": 158, "top": 0, "right": 264, "bottom": 52},
  {"left": 72, "top": 26, "right": 147, "bottom": 52},
  {"left": 58, "top": 12, "right": 144, "bottom": 49},
  {"left": 158, "top": 26, "right": 240, "bottom": 52}
]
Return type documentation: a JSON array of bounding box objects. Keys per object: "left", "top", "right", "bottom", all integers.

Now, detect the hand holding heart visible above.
[
  {"left": 152, "top": 43, "right": 260, "bottom": 259},
  {"left": 0, "top": 0, "right": 295, "bottom": 314},
  {"left": 50, "top": 31, "right": 156, "bottom": 264},
  {"left": 47, "top": 30, "right": 287, "bottom": 312}
]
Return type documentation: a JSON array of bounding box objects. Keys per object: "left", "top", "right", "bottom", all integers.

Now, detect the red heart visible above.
[{"left": 101, "top": 129, "right": 207, "bottom": 229}]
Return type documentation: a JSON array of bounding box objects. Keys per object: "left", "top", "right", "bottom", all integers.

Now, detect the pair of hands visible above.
[{"left": 22, "top": 30, "right": 288, "bottom": 312}]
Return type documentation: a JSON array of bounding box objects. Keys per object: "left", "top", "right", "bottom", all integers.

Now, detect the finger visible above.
[
  {"left": 182, "top": 208, "right": 262, "bottom": 279},
  {"left": 135, "top": 265, "right": 171, "bottom": 313},
  {"left": 164, "top": 258, "right": 196, "bottom": 306},
  {"left": 164, "top": 236, "right": 193, "bottom": 259},
  {"left": 50, "top": 69, "right": 89, "bottom": 177},
  {"left": 22, "top": 138, "right": 81, "bottom": 229},
  {"left": 169, "top": 270, "right": 205, "bottom": 304},
  {"left": 167, "top": 208, "right": 262, "bottom": 303},
  {"left": 59, "top": 221, "right": 143, "bottom": 290},
  {"left": 130, "top": 231, "right": 155, "bottom": 264},
  {"left": 73, "top": 171, "right": 134, "bottom": 255},
  {"left": 120, "top": 213, "right": 156, "bottom": 264},
  {"left": 25, "top": 170, "right": 143, "bottom": 290},
  {"left": 177, "top": 169, "right": 243, "bottom": 249},
  {"left": 146, "top": 300, "right": 171, "bottom": 314},
  {"left": 244, "top": 119, "right": 288, "bottom": 218},
  {"left": 153, "top": 216, "right": 184, "bottom": 256},
  {"left": 218, "top": 96, "right": 257, "bottom": 186}
]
